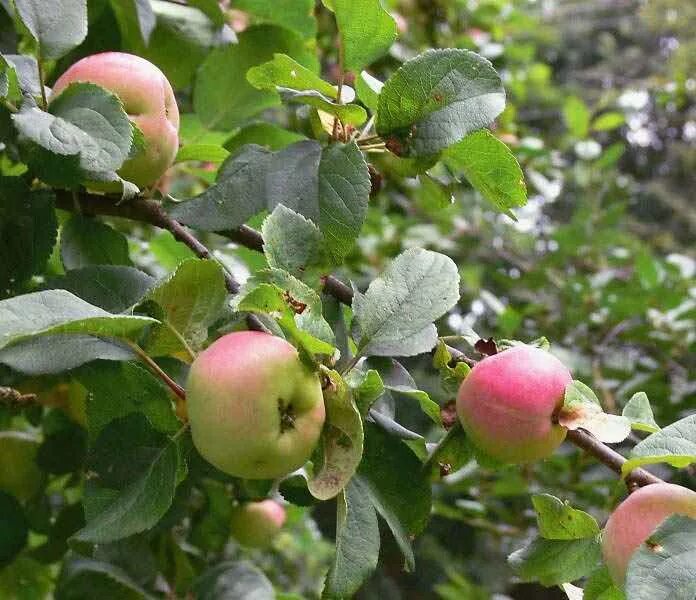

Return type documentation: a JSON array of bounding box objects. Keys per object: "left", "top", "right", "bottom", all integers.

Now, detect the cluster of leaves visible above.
[{"left": 0, "top": 1, "right": 694, "bottom": 599}]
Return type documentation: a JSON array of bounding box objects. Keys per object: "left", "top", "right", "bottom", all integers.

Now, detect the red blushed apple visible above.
[
  {"left": 602, "top": 482, "right": 696, "bottom": 585},
  {"left": 52, "top": 52, "right": 179, "bottom": 189},
  {"left": 186, "top": 331, "right": 325, "bottom": 480},
  {"left": 229, "top": 499, "right": 287, "bottom": 548},
  {"left": 456, "top": 345, "right": 571, "bottom": 463}
]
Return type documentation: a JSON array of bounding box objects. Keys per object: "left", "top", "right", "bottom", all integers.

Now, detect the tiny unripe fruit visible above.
[
  {"left": 229, "top": 500, "right": 287, "bottom": 548},
  {"left": 0, "top": 431, "right": 44, "bottom": 503},
  {"left": 456, "top": 345, "right": 571, "bottom": 463},
  {"left": 52, "top": 52, "right": 179, "bottom": 188},
  {"left": 602, "top": 483, "right": 696, "bottom": 585},
  {"left": 186, "top": 331, "right": 325, "bottom": 479}
]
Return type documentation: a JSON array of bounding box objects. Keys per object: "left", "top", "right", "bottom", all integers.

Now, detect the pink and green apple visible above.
[
  {"left": 602, "top": 482, "right": 696, "bottom": 585},
  {"left": 186, "top": 331, "right": 325, "bottom": 479},
  {"left": 456, "top": 345, "right": 571, "bottom": 463},
  {"left": 229, "top": 499, "right": 287, "bottom": 548},
  {"left": 52, "top": 52, "right": 179, "bottom": 189}
]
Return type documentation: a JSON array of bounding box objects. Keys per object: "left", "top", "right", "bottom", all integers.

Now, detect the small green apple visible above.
[
  {"left": 186, "top": 331, "right": 325, "bottom": 479},
  {"left": 229, "top": 499, "right": 287, "bottom": 548},
  {"left": 0, "top": 431, "right": 45, "bottom": 503},
  {"left": 51, "top": 52, "right": 180, "bottom": 189}
]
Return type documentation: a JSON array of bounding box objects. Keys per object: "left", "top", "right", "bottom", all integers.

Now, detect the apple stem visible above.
[
  {"left": 36, "top": 51, "right": 48, "bottom": 109},
  {"left": 54, "top": 191, "right": 666, "bottom": 491},
  {"left": 129, "top": 343, "right": 186, "bottom": 402}
]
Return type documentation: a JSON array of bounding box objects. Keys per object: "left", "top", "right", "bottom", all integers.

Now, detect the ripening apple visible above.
[
  {"left": 0, "top": 431, "right": 45, "bottom": 503},
  {"left": 456, "top": 345, "right": 572, "bottom": 463},
  {"left": 602, "top": 482, "right": 696, "bottom": 585},
  {"left": 186, "top": 331, "right": 325, "bottom": 479},
  {"left": 229, "top": 499, "right": 287, "bottom": 548},
  {"left": 52, "top": 52, "right": 180, "bottom": 189}
]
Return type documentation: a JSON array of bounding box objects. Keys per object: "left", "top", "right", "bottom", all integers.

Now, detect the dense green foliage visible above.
[{"left": 0, "top": 1, "right": 694, "bottom": 598}]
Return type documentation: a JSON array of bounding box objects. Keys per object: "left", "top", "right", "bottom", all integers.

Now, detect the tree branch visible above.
[
  {"left": 55, "top": 191, "right": 268, "bottom": 332},
  {"left": 55, "top": 191, "right": 664, "bottom": 489},
  {"left": 565, "top": 429, "right": 662, "bottom": 489}
]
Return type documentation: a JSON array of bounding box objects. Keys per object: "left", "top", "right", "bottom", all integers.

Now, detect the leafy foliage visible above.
[{"left": 0, "top": 0, "right": 693, "bottom": 598}]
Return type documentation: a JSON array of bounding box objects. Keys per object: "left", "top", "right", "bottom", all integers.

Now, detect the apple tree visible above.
[{"left": 0, "top": 1, "right": 694, "bottom": 598}]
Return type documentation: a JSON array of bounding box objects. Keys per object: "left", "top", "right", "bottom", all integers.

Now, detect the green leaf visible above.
[
  {"left": 625, "top": 516, "right": 696, "bottom": 600},
  {"left": 60, "top": 215, "right": 132, "bottom": 270},
  {"left": 140, "top": 0, "right": 231, "bottom": 90},
  {"left": 247, "top": 53, "right": 366, "bottom": 125},
  {"left": 444, "top": 129, "right": 527, "bottom": 215},
  {"left": 331, "top": 0, "right": 397, "bottom": 72},
  {"left": 0, "top": 289, "right": 156, "bottom": 352},
  {"left": 0, "top": 556, "right": 53, "bottom": 600},
  {"left": 308, "top": 369, "right": 363, "bottom": 501},
  {"left": 175, "top": 144, "right": 229, "bottom": 164},
  {"left": 233, "top": 282, "right": 335, "bottom": 356},
  {"left": 370, "top": 357, "right": 441, "bottom": 424},
  {"left": 192, "top": 561, "right": 274, "bottom": 600},
  {"left": 141, "top": 258, "right": 227, "bottom": 356},
  {"left": 194, "top": 24, "right": 318, "bottom": 130},
  {"left": 353, "top": 248, "right": 461, "bottom": 356},
  {"left": 622, "top": 413, "right": 696, "bottom": 475},
  {"left": 14, "top": 84, "right": 134, "bottom": 187},
  {"left": 0, "top": 334, "right": 134, "bottom": 375},
  {"left": 170, "top": 141, "right": 370, "bottom": 265},
  {"left": 432, "top": 340, "right": 470, "bottom": 394},
  {"left": 73, "top": 436, "right": 183, "bottom": 543},
  {"left": 318, "top": 141, "right": 371, "bottom": 262},
  {"left": 563, "top": 96, "right": 591, "bottom": 138},
  {"left": 346, "top": 368, "right": 384, "bottom": 416},
  {"left": 356, "top": 422, "right": 432, "bottom": 570},
  {"left": 508, "top": 537, "right": 602, "bottom": 586},
  {"left": 425, "top": 424, "right": 472, "bottom": 475},
  {"left": 622, "top": 392, "right": 660, "bottom": 433},
  {"left": 584, "top": 567, "right": 625, "bottom": 600},
  {"left": 57, "top": 554, "right": 152, "bottom": 600},
  {"left": 591, "top": 111, "right": 625, "bottom": 132},
  {"left": 243, "top": 268, "right": 335, "bottom": 345},
  {"left": 224, "top": 122, "right": 306, "bottom": 156},
  {"left": 14, "top": 0, "right": 87, "bottom": 59},
  {"left": 1, "top": 54, "right": 41, "bottom": 99},
  {"left": 109, "top": 0, "right": 156, "bottom": 47},
  {"left": 47, "top": 266, "right": 155, "bottom": 313},
  {"left": 149, "top": 231, "right": 196, "bottom": 270},
  {"left": 323, "top": 478, "right": 380, "bottom": 599},
  {"left": 376, "top": 49, "right": 505, "bottom": 157},
  {"left": 531, "top": 494, "right": 600, "bottom": 540},
  {"left": 262, "top": 205, "right": 328, "bottom": 279},
  {"left": 234, "top": 0, "right": 317, "bottom": 39},
  {"left": 355, "top": 70, "right": 383, "bottom": 111},
  {"left": 76, "top": 361, "right": 181, "bottom": 442},
  {"left": 0, "top": 177, "right": 56, "bottom": 293},
  {"left": 0, "top": 491, "right": 27, "bottom": 566},
  {"left": 169, "top": 142, "right": 318, "bottom": 231},
  {"left": 186, "top": 0, "right": 225, "bottom": 27},
  {"left": 559, "top": 380, "right": 631, "bottom": 444}
]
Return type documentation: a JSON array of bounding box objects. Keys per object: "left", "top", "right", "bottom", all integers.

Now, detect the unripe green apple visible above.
[
  {"left": 602, "top": 482, "right": 696, "bottom": 585},
  {"left": 52, "top": 52, "right": 180, "bottom": 189},
  {"left": 0, "top": 431, "right": 45, "bottom": 503},
  {"left": 456, "top": 345, "right": 571, "bottom": 463},
  {"left": 186, "top": 331, "right": 325, "bottom": 479},
  {"left": 229, "top": 499, "right": 287, "bottom": 548}
]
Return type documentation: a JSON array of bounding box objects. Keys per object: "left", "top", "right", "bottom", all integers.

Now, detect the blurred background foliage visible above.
[{"left": 0, "top": 0, "right": 694, "bottom": 598}]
